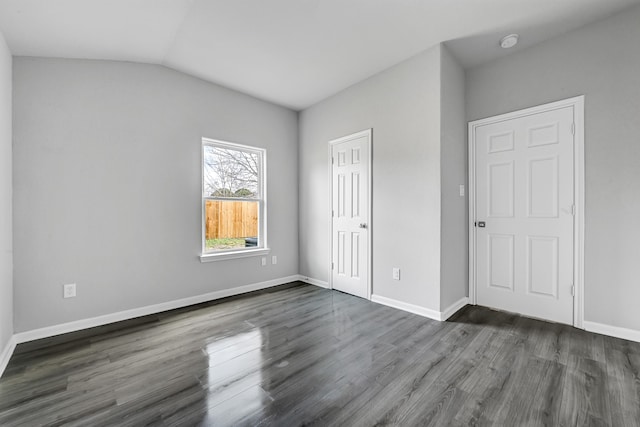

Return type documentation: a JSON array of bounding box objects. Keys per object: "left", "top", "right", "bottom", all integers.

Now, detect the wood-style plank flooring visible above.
[{"left": 1, "top": 282, "right": 639, "bottom": 426}]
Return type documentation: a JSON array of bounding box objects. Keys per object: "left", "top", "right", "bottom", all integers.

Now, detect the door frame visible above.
[
  {"left": 468, "top": 96, "right": 585, "bottom": 328},
  {"left": 328, "top": 128, "right": 373, "bottom": 299}
]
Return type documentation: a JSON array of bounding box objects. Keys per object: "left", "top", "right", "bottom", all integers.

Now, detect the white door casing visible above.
[
  {"left": 329, "top": 129, "right": 371, "bottom": 299},
  {"left": 469, "top": 97, "right": 585, "bottom": 326}
]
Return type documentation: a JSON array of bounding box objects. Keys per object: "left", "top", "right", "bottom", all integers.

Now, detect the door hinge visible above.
[
  {"left": 571, "top": 205, "right": 576, "bottom": 216},
  {"left": 571, "top": 123, "right": 575, "bottom": 135},
  {"left": 332, "top": 157, "right": 335, "bottom": 164},
  {"left": 332, "top": 262, "right": 334, "bottom": 270},
  {"left": 332, "top": 210, "right": 334, "bottom": 217},
  {"left": 570, "top": 285, "right": 575, "bottom": 297}
]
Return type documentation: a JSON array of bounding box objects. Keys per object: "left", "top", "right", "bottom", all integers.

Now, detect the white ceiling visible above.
[{"left": 0, "top": 0, "right": 638, "bottom": 110}]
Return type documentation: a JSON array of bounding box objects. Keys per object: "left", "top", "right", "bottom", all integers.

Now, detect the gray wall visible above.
[
  {"left": 0, "top": 32, "right": 12, "bottom": 350},
  {"left": 13, "top": 58, "right": 298, "bottom": 332},
  {"left": 299, "top": 46, "right": 442, "bottom": 310},
  {"left": 467, "top": 5, "right": 640, "bottom": 330},
  {"left": 439, "top": 46, "right": 468, "bottom": 309}
]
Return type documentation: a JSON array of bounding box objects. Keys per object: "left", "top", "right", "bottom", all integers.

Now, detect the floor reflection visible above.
[{"left": 201, "top": 328, "right": 271, "bottom": 424}]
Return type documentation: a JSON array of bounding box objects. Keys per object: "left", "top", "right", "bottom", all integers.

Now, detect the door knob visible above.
[
  {"left": 477, "top": 221, "right": 486, "bottom": 228},
  {"left": 359, "top": 223, "right": 368, "bottom": 229}
]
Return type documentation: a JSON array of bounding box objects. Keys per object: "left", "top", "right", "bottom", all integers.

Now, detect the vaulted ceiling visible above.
[{"left": 0, "top": 0, "right": 638, "bottom": 110}]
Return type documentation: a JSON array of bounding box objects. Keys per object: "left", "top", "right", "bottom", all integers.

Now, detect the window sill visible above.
[{"left": 200, "top": 248, "right": 271, "bottom": 263}]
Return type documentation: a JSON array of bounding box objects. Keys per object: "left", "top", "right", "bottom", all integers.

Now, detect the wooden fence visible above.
[{"left": 205, "top": 200, "right": 258, "bottom": 239}]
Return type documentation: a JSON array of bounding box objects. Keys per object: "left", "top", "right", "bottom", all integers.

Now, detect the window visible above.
[{"left": 201, "top": 138, "right": 267, "bottom": 261}]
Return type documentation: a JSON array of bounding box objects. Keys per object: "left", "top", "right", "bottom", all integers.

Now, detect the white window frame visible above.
[{"left": 200, "top": 138, "right": 269, "bottom": 262}]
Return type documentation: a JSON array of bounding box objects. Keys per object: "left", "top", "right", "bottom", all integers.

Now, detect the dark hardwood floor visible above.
[{"left": 1, "top": 282, "right": 639, "bottom": 426}]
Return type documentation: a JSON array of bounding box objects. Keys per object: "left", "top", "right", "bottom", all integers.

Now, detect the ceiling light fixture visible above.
[{"left": 500, "top": 34, "right": 519, "bottom": 49}]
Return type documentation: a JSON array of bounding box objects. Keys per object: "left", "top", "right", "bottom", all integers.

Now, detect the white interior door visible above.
[
  {"left": 473, "top": 105, "right": 575, "bottom": 325},
  {"left": 330, "top": 130, "right": 371, "bottom": 299}
]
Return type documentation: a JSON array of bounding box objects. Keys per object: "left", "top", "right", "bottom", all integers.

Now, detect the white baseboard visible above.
[
  {"left": 441, "top": 297, "right": 470, "bottom": 321},
  {"left": 583, "top": 320, "right": 640, "bottom": 343},
  {"left": 371, "top": 294, "right": 443, "bottom": 321},
  {"left": 371, "top": 294, "right": 469, "bottom": 322},
  {"left": 14, "top": 275, "right": 300, "bottom": 344},
  {"left": 297, "top": 275, "right": 330, "bottom": 289},
  {"left": 0, "top": 335, "right": 17, "bottom": 379}
]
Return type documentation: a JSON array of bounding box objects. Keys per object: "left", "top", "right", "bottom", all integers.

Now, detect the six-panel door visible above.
[
  {"left": 332, "top": 134, "right": 369, "bottom": 299},
  {"left": 475, "top": 106, "right": 575, "bottom": 325}
]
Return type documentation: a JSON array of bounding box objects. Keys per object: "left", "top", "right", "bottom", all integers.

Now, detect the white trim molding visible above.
[
  {"left": 14, "top": 275, "right": 300, "bottom": 344},
  {"left": 468, "top": 95, "right": 585, "bottom": 328},
  {"left": 200, "top": 247, "right": 270, "bottom": 262},
  {"left": 441, "top": 297, "right": 470, "bottom": 321},
  {"left": 0, "top": 335, "right": 17, "bottom": 379},
  {"left": 371, "top": 295, "right": 468, "bottom": 322},
  {"left": 298, "top": 276, "right": 330, "bottom": 289},
  {"left": 372, "top": 295, "right": 442, "bottom": 321},
  {"left": 584, "top": 321, "right": 640, "bottom": 344}
]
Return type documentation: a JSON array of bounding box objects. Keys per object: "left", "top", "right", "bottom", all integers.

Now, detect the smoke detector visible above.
[{"left": 500, "top": 34, "right": 519, "bottom": 49}]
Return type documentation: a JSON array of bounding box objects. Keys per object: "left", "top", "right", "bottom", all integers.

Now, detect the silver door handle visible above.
[{"left": 359, "top": 223, "right": 368, "bottom": 229}]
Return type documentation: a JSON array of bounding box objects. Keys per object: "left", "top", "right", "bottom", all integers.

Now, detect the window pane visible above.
[
  {"left": 205, "top": 200, "right": 259, "bottom": 251},
  {"left": 203, "top": 145, "right": 259, "bottom": 198}
]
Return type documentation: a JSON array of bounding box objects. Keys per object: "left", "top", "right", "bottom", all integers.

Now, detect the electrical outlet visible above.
[
  {"left": 392, "top": 268, "right": 400, "bottom": 280},
  {"left": 63, "top": 283, "right": 76, "bottom": 298},
  {"left": 261, "top": 257, "right": 267, "bottom": 266},
  {"left": 459, "top": 185, "right": 465, "bottom": 197},
  {"left": 272, "top": 255, "right": 277, "bottom": 265}
]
